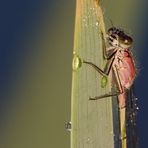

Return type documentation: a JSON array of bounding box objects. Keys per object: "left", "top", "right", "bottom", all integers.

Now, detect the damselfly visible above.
[{"left": 83, "top": 27, "right": 138, "bottom": 147}]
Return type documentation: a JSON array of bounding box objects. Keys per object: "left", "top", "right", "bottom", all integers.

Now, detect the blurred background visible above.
[{"left": 0, "top": 0, "right": 147, "bottom": 147}]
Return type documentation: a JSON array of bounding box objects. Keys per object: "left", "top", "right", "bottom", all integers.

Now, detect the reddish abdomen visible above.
[{"left": 117, "top": 56, "right": 136, "bottom": 89}]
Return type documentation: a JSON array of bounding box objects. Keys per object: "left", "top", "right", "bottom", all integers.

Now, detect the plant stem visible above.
[{"left": 71, "top": 0, "right": 120, "bottom": 148}]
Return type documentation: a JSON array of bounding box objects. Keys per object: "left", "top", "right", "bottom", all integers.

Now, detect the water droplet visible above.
[
  {"left": 87, "top": 137, "right": 90, "bottom": 142},
  {"left": 72, "top": 53, "right": 82, "bottom": 71},
  {"left": 101, "top": 76, "right": 108, "bottom": 88},
  {"left": 65, "top": 121, "right": 72, "bottom": 132},
  {"left": 132, "top": 112, "right": 136, "bottom": 116},
  {"left": 90, "top": 7, "right": 95, "bottom": 11},
  {"left": 73, "top": 51, "right": 76, "bottom": 54},
  {"left": 130, "top": 119, "right": 133, "bottom": 123},
  {"left": 83, "top": 18, "right": 86, "bottom": 22},
  {"left": 84, "top": 24, "right": 88, "bottom": 27},
  {"left": 96, "top": 21, "right": 99, "bottom": 26},
  {"left": 110, "top": 131, "right": 114, "bottom": 135}
]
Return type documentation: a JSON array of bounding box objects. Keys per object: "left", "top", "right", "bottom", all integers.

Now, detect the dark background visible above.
[{"left": 0, "top": 0, "right": 147, "bottom": 147}]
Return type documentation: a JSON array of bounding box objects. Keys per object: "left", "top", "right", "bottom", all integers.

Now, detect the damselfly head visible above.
[{"left": 107, "top": 27, "right": 133, "bottom": 48}]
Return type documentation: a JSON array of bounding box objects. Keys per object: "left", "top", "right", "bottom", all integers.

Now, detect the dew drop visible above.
[
  {"left": 83, "top": 18, "right": 86, "bottom": 22},
  {"left": 87, "top": 137, "right": 90, "bottom": 142},
  {"left": 65, "top": 121, "right": 72, "bottom": 132},
  {"left": 96, "top": 21, "right": 99, "bottom": 26},
  {"left": 101, "top": 76, "right": 108, "bottom": 88},
  {"left": 72, "top": 53, "right": 82, "bottom": 71},
  {"left": 110, "top": 131, "right": 114, "bottom": 135}
]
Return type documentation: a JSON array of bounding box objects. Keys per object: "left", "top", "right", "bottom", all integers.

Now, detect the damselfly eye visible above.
[
  {"left": 124, "top": 40, "right": 128, "bottom": 43},
  {"left": 125, "top": 36, "right": 133, "bottom": 45},
  {"left": 120, "top": 35, "right": 133, "bottom": 46}
]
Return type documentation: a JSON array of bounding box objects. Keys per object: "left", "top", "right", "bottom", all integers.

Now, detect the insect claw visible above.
[
  {"left": 89, "top": 96, "right": 103, "bottom": 100},
  {"left": 89, "top": 96, "right": 95, "bottom": 100},
  {"left": 120, "top": 106, "right": 126, "bottom": 109},
  {"left": 120, "top": 135, "right": 127, "bottom": 140}
]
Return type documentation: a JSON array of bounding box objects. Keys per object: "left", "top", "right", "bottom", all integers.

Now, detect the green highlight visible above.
[
  {"left": 72, "top": 53, "right": 82, "bottom": 71},
  {"left": 101, "top": 76, "right": 108, "bottom": 88}
]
